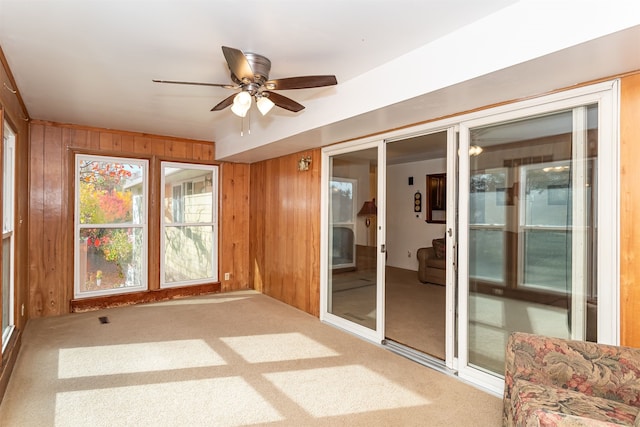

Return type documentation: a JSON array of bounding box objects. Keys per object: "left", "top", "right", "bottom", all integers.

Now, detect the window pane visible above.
[
  {"left": 2, "top": 238, "right": 11, "bottom": 340},
  {"left": 524, "top": 163, "right": 572, "bottom": 226},
  {"left": 164, "top": 226, "right": 214, "bottom": 283},
  {"left": 161, "top": 164, "right": 217, "bottom": 288},
  {"left": 466, "top": 104, "right": 598, "bottom": 375},
  {"left": 78, "top": 159, "right": 144, "bottom": 225},
  {"left": 523, "top": 230, "right": 571, "bottom": 290},
  {"left": 330, "top": 180, "right": 355, "bottom": 223},
  {"left": 163, "top": 168, "right": 214, "bottom": 224},
  {"left": 469, "top": 229, "right": 504, "bottom": 283},
  {"left": 76, "top": 155, "right": 147, "bottom": 298},
  {"left": 470, "top": 171, "right": 506, "bottom": 225},
  {"left": 78, "top": 228, "right": 144, "bottom": 292}
]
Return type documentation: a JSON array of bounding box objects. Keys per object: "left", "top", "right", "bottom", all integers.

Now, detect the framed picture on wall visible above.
[{"left": 426, "top": 173, "right": 446, "bottom": 223}]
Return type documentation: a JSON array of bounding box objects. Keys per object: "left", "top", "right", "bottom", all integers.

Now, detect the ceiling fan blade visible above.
[
  {"left": 152, "top": 79, "right": 237, "bottom": 89},
  {"left": 265, "top": 75, "right": 337, "bottom": 90},
  {"left": 221, "top": 46, "right": 254, "bottom": 82},
  {"left": 211, "top": 93, "right": 236, "bottom": 111},
  {"left": 265, "top": 92, "right": 305, "bottom": 112}
]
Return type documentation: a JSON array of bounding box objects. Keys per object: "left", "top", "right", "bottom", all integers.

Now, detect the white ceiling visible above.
[{"left": 1, "top": 1, "right": 639, "bottom": 163}]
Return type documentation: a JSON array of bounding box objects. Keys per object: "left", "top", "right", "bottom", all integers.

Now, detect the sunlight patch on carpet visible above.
[
  {"left": 54, "top": 377, "right": 283, "bottom": 426},
  {"left": 263, "top": 365, "right": 430, "bottom": 417},
  {"left": 58, "top": 339, "right": 226, "bottom": 378},
  {"left": 220, "top": 332, "right": 339, "bottom": 363}
]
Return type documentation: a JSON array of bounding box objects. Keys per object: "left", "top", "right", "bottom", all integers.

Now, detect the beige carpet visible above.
[
  {"left": 385, "top": 267, "right": 446, "bottom": 359},
  {"left": 0, "top": 290, "right": 501, "bottom": 426}
]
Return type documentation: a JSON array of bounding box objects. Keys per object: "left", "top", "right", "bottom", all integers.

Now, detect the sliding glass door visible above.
[
  {"left": 457, "top": 83, "right": 618, "bottom": 392},
  {"left": 321, "top": 141, "right": 385, "bottom": 343}
]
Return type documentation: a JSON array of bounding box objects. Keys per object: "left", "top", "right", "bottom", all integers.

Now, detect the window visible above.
[
  {"left": 469, "top": 168, "right": 507, "bottom": 284},
  {"left": 2, "top": 123, "right": 16, "bottom": 349},
  {"left": 74, "top": 155, "right": 148, "bottom": 298},
  {"left": 161, "top": 163, "right": 218, "bottom": 288},
  {"left": 330, "top": 178, "right": 357, "bottom": 269}
]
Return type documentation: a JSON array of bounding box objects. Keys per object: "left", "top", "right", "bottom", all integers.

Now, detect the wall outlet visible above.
[
  {"left": 224, "top": 272, "right": 230, "bottom": 281},
  {"left": 407, "top": 250, "right": 411, "bottom": 258}
]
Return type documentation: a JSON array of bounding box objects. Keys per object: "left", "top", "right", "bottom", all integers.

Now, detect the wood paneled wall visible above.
[
  {"left": 220, "top": 162, "right": 251, "bottom": 292},
  {"left": 0, "top": 45, "right": 30, "bottom": 402},
  {"left": 28, "top": 121, "right": 250, "bottom": 317},
  {"left": 620, "top": 73, "right": 640, "bottom": 348},
  {"left": 249, "top": 149, "right": 321, "bottom": 316}
]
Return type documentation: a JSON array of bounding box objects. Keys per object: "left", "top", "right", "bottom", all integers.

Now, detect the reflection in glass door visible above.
[
  {"left": 458, "top": 87, "right": 618, "bottom": 392},
  {"left": 322, "top": 143, "right": 383, "bottom": 342}
]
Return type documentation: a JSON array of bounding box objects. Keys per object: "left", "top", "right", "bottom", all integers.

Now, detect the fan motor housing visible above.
[{"left": 230, "top": 52, "right": 271, "bottom": 85}]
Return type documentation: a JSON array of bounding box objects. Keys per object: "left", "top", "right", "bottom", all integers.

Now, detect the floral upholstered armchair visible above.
[{"left": 504, "top": 332, "right": 640, "bottom": 426}]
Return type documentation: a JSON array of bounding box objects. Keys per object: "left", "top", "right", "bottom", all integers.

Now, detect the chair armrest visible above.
[
  {"left": 417, "top": 247, "right": 436, "bottom": 262},
  {"left": 505, "top": 332, "right": 640, "bottom": 406}
]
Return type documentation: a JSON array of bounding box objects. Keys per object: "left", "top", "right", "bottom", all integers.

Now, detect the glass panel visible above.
[
  {"left": 163, "top": 168, "right": 214, "bottom": 224},
  {"left": 467, "top": 105, "right": 598, "bottom": 375},
  {"left": 78, "top": 159, "right": 144, "bottom": 225},
  {"left": 330, "top": 178, "right": 356, "bottom": 268},
  {"left": 161, "top": 164, "right": 217, "bottom": 288},
  {"left": 3, "top": 125, "right": 15, "bottom": 345},
  {"left": 523, "top": 230, "right": 571, "bottom": 290},
  {"left": 328, "top": 148, "right": 378, "bottom": 330},
  {"left": 79, "top": 228, "right": 144, "bottom": 292},
  {"left": 469, "top": 229, "right": 504, "bottom": 283},
  {"left": 2, "top": 238, "right": 11, "bottom": 341},
  {"left": 164, "top": 225, "right": 214, "bottom": 283}
]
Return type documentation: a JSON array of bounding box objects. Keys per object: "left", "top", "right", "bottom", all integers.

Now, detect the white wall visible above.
[{"left": 386, "top": 158, "right": 447, "bottom": 271}]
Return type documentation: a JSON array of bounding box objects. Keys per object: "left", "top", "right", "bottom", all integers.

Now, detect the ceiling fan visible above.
[{"left": 153, "top": 46, "right": 337, "bottom": 117}]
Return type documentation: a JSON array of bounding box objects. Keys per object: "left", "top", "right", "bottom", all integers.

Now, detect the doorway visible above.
[{"left": 384, "top": 131, "right": 449, "bottom": 360}]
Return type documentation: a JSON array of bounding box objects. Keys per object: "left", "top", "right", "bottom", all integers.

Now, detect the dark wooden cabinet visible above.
[{"left": 426, "top": 173, "right": 446, "bottom": 223}]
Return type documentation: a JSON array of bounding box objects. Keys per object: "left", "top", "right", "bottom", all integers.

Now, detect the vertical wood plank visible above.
[
  {"left": 99, "top": 132, "right": 113, "bottom": 151},
  {"left": 42, "top": 125, "right": 65, "bottom": 316},
  {"left": 28, "top": 124, "right": 45, "bottom": 318},
  {"left": 120, "top": 134, "right": 134, "bottom": 153},
  {"left": 219, "top": 163, "right": 251, "bottom": 292},
  {"left": 70, "top": 128, "right": 89, "bottom": 149},
  {"left": 620, "top": 73, "right": 640, "bottom": 347},
  {"left": 249, "top": 162, "right": 266, "bottom": 293},
  {"left": 112, "top": 134, "right": 122, "bottom": 152}
]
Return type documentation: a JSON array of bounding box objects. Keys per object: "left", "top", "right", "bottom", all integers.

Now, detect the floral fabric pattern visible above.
[{"left": 503, "top": 332, "right": 640, "bottom": 426}]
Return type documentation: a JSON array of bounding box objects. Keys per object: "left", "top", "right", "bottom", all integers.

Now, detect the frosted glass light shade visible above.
[
  {"left": 231, "top": 91, "right": 252, "bottom": 117},
  {"left": 256, "top": 96, "right": 275, "bottom": 116}
]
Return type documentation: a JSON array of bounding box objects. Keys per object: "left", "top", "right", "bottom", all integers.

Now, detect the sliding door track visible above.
[{"left": 382, "top": 339, "right": 455, "bottom": 376}]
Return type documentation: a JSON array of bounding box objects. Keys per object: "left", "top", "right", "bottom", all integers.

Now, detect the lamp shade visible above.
[
  {"left": 256, "top": 96, "right": 275, "bottom": 115},
  {"left": 357, "top": 200, "right": 377, "bottom": 217},
  {"left": 231, "top": 91, "right": 252, "bottom": 117}
]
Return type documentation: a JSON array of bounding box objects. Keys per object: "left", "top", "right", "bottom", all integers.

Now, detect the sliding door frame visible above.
[
  {"left": 320, "top": 138, "right": 386, "bottom": 343},
  {"left": 456, "top": 80, "right": 620, "bottom": 394}
]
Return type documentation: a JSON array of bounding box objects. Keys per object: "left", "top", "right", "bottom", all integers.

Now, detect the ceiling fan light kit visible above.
[
  {"left": 230, "top": 91, "right": 252, "bottom": 117},
  {"left": 154, "top": 46, "right": 337, "bottom": 118},
  {"left": 256, "top": 96, "right": 275, "bottom": 116}
]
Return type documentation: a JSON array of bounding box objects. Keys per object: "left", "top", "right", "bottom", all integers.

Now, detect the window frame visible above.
[
  {"left": 2, "top": 122, "right": 16, "bottom": 350},
  {"left": 160, "top": 162, "right": 219, "bottom": 289},
  {"left": 73, "top": 154, "right": 149, "bottom": 298}
]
